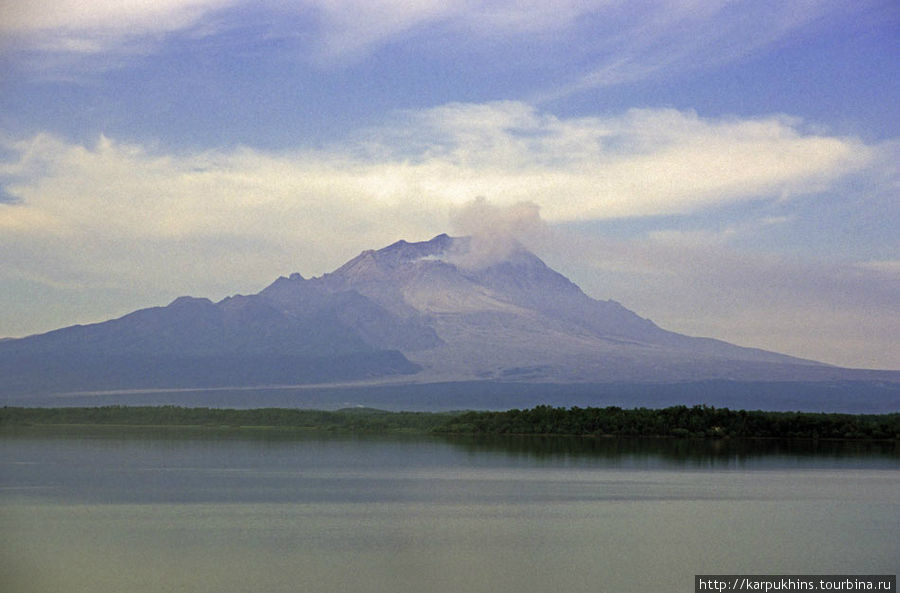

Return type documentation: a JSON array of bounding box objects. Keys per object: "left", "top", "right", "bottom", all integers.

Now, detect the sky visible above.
[{"left": 0, "top": 0, "right": 898, "bottom": 369}]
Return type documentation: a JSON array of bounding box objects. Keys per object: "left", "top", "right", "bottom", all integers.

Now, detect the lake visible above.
[{"left": 1, "top": 428, "right": 898, "bottom": 593}]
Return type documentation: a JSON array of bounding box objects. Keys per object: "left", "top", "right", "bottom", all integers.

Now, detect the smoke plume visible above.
[{"left": 448, "top": 197, "right": 547, "bottom": 269}]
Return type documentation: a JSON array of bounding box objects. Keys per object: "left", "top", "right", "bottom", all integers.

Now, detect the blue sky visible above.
[{"left": 1, "top": 0, "right": 898, "bottom": 368}]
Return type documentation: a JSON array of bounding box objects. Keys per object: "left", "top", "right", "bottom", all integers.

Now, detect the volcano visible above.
[{"left": 1, "top": 234, "right": 897, "bottom": 408}]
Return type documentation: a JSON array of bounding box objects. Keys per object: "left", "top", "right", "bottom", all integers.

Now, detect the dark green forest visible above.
[
  {"left": 2, "top": 404, "right": 899, "bottom": 440},
  {"left": 437, "top": 405, "right": 900, "bottom": 440}
]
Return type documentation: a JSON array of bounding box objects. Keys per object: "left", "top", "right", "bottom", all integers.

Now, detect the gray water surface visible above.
[{"left": 2, "top": 429, "right": 898, "bottom": 592}]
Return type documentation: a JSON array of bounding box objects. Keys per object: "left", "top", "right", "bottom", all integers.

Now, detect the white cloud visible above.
[
  {"left": 1, "top": 103, "right": 876, "bottom": 244},
  {"left": 366, "top": 102, "right": 875, "bottom": 220},
  {"left": 0, "top": 0, "right": 230, "bottom": 32},
  {"left": 0, "top": 0, "right": 237, "bottom": 54}
]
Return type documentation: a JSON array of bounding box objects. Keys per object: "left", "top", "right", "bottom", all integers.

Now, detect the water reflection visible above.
[
  {"left": 4, "top": 424, "right": 898, "bottom": 470},
  {"left": 439, "top": 433, "right": 900, "bottom": 468}
]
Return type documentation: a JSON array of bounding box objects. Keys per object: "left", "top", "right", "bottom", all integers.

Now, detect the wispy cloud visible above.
[
  {"left": 295, "top": 0, "right": 605, "bottom": 63},
  {"left": 3, "top": 0, "right": 883, "bottom": 91},
  {"left": 533, "top": 0, "right": 874, "bottom": 101},
  {"left": 0, "top": 0, "right": 236, "bottom": 52},
  {"left": 0, "top": 0, "right": 599, "bottom": 60}
]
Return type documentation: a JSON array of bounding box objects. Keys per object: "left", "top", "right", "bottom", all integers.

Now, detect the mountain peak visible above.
[
  {"left": 375, "top": 233, "right": 456, "bottom": 262},
  {"left": 328, "top": 234, "right": 459, "bottom": 285},
  {"left": 366, "top": 233, "right": 550, "bottom": 274}
]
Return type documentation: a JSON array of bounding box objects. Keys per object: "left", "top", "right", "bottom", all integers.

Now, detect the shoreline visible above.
[{"left": 2, "top": 405, "right": 898, "bottom": 442}]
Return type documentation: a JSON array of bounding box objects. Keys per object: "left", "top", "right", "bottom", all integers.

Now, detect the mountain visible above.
[
  {"left": 308, "top": 235, "right": 889, "bottom": 384},
  {"left": 1, "top": 234, "right": 898, "bottom": 406},
  {"left": 0, "top": 288, "right": 422, "bottom": 394}
]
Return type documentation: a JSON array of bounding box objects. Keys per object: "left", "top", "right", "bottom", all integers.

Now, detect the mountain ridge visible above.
[{"left": 1, "top": 234, "right": 896, "bottom": 402}]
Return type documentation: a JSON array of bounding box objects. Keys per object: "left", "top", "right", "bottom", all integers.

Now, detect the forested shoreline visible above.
[
  {"left": 438, "top": 405, "right": 900, "bottom": 440},
  {"left": 0, "top": 406, "right": 451, "bottom": 434},
  {"left": 2, "top": 405, "right": 899, "bottom": 440}
]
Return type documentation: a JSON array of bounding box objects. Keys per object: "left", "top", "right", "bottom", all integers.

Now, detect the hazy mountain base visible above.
[
  {"left": 0, "top": 350, "right": 419, "bottom": 395},
  {"left": 2, "top": 380, "right": 897, "bottom": 414}
]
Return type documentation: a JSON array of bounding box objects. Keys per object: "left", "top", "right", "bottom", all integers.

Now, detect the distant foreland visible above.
[{"left": 1, "top": 234, "right": 897, "bottom": 411}]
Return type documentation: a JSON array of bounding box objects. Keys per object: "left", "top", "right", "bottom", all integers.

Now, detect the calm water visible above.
[{"left": 1, "top": 428, "right": 898, "bottom": 593}]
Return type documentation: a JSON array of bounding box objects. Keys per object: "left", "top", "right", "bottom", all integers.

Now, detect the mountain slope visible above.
[
  {"left": 2, "top": 233, "right": 895, "bottom": 398},
  {"left": 0, "top": 288, "right": 422, "bottom": 394},
  {"left": 308, "top": 234, "right": 828, "bottom": 383}
]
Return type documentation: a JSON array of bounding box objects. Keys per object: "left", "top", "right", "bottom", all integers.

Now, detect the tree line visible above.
[
  {"left": 0, "top": 405, "right": 451, "bottom": 433},
  {"left": 436, "top": 405, "right": 900, "bottom": 440},
  {"left": 1, "top": 404, "right": 898, "bottom": 440}
]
